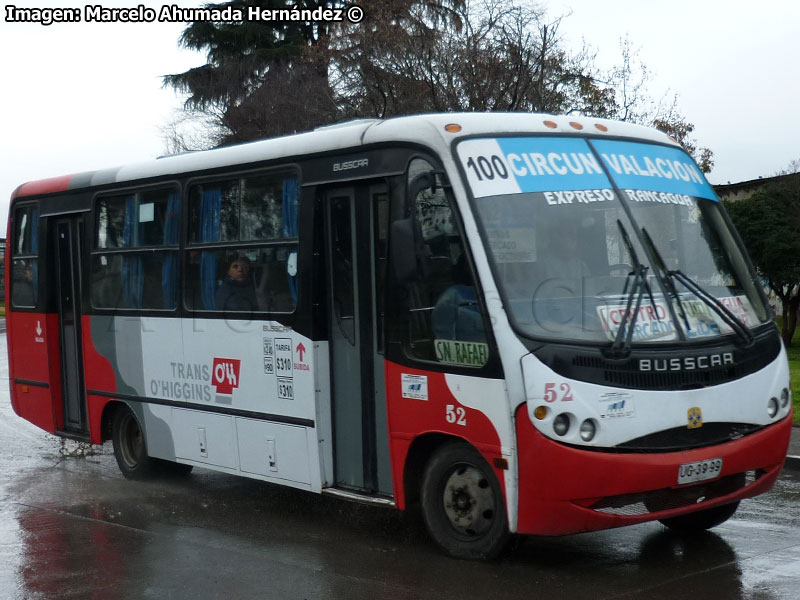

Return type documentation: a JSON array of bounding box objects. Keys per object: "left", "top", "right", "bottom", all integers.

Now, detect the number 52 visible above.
[
  {"left": 445, "top": 404, "right": 467, "bottom": 426},
  {"left": 543, "top": 383, "right": 573, "bottom": 403}
]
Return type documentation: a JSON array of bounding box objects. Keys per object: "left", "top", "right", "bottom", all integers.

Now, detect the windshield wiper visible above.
[
  {"left": 640, "top": 227, "right": 754, "bottom": 346},
  {"left": 608, "top": 220, "right": 655, "bottom": 356}
]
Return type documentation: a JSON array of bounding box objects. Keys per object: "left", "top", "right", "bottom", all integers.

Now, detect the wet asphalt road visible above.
[{"left": 1, "top": 337, "right": 799, "bottom": 599}]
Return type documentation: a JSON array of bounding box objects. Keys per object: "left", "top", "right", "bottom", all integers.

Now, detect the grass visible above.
[{"left": 777, "top": 317, "right": 800, "bottom": 425}]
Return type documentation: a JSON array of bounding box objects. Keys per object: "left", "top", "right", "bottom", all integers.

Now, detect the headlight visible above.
[
  {"left": 781, "top": 388, "right": 790, "bottom": 408},
  {"left": 767, "top": 397, "right": 779, "bottom": 418},
  {"left": 579, "top": 419, "right": 596, "bottom": 442},
  {"left": 553, "top": 413, "right": 570, "bottom": 436}
]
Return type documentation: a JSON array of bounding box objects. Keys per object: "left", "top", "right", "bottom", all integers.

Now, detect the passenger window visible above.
[
  {"left": 189, "top": 172, "right": 299, "bottom": 243},
  {"left": 186, "top": 170, "right": 300, "bottom": 314},
  {"left": 403, "top": 159, "right": 489, "bottom": 367},
  {"left": 11, "top": 205, "right": 40, "bottom": 308},
  {"left": 91, "top": 188, "right": 179, "bottom": 310},
  {"left": 184, "top": 247, "right": 297, "bottom": 313}
]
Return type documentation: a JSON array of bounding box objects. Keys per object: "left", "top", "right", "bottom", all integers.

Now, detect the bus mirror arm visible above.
[{"left": 390, "top": 218, "right": 419, "bottom": 285}]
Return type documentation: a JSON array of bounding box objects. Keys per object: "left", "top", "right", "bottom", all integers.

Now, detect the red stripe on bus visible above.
[
  {"left": 81, "top": 315, "right": 119, "bottom": 444},
  {"left": 384, "top": 360, "right": 503, "bottom": 510},
  {"left": 16, "top": 175, "right": 74, "bottom": 197},
  {"left": 7, "top": 312, "right": 61, "bottom": 433}
]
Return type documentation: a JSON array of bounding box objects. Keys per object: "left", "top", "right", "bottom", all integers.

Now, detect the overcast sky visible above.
[{"left": 2, "top": 0, "right": 799, "bottom": 235}]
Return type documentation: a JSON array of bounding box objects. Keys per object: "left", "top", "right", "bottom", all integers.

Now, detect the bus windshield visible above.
[{"left": 458, "top": 136, "right": 770, "bottom": 344}]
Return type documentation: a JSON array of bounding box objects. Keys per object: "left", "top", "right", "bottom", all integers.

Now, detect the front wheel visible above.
[
  {"left": 112, "top": 406, "right": 157, "bottom": 479},
  {"left": 658, "top": 501, "right": 740, "bottom": 532},
  {"left": 421, "top": 441, "right": 510, "bottom": 560}
]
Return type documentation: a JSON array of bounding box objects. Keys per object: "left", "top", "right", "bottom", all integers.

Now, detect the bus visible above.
[{"left": 5, "top": 113, "right": 792, "bottom": 559}]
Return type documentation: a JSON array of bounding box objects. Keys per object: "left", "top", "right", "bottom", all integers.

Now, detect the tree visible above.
[
  {"left": 602, "top": 37, "right": 713, "bottom": 172},
  {"left": 163, "top": 0, "right": 465, "bottom": 144},
  {"left": 163, "top": 0, "right": 347, "bottom": 144},
  {"left": 327, "top": 0, "right": 614, "bottom": 117},
  {"left": 163, "top": 0, "right": 713, "bottom": 173},
  {"left": 724, "top": 184, "right": 800, "bottom": 346}
]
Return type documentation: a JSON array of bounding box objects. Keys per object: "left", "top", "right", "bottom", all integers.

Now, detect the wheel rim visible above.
[
  {"left": 441, "top": 463, "right": 497, "bottom": 538},
  {"left": 119, "top": 413, "right": 144, "bottom": 469}
]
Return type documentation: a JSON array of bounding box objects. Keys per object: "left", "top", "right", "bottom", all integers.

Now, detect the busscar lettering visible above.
[
  {"left": 333, "top": 158, "right": 369, "bottom": 172},
  {"left": 5, "top": 5, "right": 81, "bottom": 25},
  {"left": 639, "top": 353, "right": 734, "bottom": 372}
]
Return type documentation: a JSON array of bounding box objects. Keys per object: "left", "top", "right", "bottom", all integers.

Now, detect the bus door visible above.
[
  {"left": 324, "top": 184, "right": 393, "bottom": 495},
  {"left": 54, "top": 217, "right": 88, "bottom": 435}
]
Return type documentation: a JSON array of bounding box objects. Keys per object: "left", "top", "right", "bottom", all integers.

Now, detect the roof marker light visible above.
[
  {"left": 444, "top": 123, "right": 462, "bottom": 133},
  {"left": 595, "top": 124, "right": 608, "bottom": 132},
  {"left": 569, "top": 122, "right": 583, "bottom": 130},
  {"left": 543, "top": 120, "right": 558, "bottom": 129}
]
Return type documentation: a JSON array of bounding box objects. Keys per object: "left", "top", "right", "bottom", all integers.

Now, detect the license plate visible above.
[{"left": 677, "top": 458, "right": 723, "bottom": 485}]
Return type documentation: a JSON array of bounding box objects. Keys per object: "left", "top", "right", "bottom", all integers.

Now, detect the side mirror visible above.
[{"left": 390, "top": 218, "right": 417, "bottom": 285}]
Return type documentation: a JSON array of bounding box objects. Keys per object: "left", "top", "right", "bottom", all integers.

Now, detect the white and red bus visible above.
[{"left": 5, "top": 113, "right": 792, "bottom": 559}]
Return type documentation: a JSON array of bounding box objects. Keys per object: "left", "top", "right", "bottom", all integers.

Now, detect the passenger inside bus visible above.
[
  {"left": 432, "top": 255, "right": 485, "bottom": 342},
  {"left": 215, "top": 254, "right": 268, "bottom": 312}
]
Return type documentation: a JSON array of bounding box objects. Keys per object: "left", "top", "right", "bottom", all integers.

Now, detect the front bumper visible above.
[{"left": 514, "top": 406, "right": 792, "bottom": 536}]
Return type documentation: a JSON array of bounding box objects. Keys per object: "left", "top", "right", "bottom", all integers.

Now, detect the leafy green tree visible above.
[
  {"left": 724, "top": 184, "right": 800, "bottom": 346},
  {"left": 163, "top": 0, "right": 344, "bottom": 143},
  {"left": 164, "top": 0, "right": 464, "bottom": 143}
]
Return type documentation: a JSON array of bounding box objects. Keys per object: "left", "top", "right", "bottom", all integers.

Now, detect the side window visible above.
[
  {"left": 185, "top": 170, "right": 299, "bottom": 313},
  {"left": 10, "top": 204, "right": 40, "bottom": 308},
  {"left": 403, "top": 159, "right": 489, "bottom": 367},
  {"left": 91, "top": 188, "right": 180, "bottom": 310}
]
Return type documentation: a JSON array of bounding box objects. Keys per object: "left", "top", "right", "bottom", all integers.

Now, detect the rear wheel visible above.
[
  {"left": 421, "top": 441, "right": 510, "bottom": 560},
  {"left": 112, "top": 407, "right": 157, "bottom": 479},
  {"left": 659, "top": 501, "right": 740, "bottom": 532}
]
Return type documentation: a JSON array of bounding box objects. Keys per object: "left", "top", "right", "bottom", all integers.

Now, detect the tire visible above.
[
  {"left": 658, "top": 501, "right": 740, "bottom": 532},
  {"left": 112, "top": 406, "right": 157, "bottom": 479},
  {"left": 421, "top": 441, "right": 510, "bottom": 560}
]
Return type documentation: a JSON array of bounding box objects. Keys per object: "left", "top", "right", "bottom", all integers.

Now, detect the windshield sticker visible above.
[
  {"left": 597, "top": 294, "right": 757, "bottom": 342},
  {"left": 458, "top": 137, "right": 716, "bottom": 203},
  {"left": 486, "top": 227, "right": 537, "bottom": 262},
  {"left": 592, "top": 140, "right": 716, "bottom": 201},
  {"left": 458, "top": 137, "right": 612, "bottom": 198}
]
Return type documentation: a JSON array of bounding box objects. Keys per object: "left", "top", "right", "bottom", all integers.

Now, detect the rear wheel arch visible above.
[{"left": 100, "top": 400, "right": 127, "bottom": 443}]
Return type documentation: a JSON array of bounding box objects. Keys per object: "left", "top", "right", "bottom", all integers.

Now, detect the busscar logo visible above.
[
  {"left": 639, "top": 352, "right": 734, "bottom": 372},
  {"left": 212, "top": 358, "right": 241, "bottom": 395},
  {"left": 333, "top": 158, "right": 368, "bottom": 172}
]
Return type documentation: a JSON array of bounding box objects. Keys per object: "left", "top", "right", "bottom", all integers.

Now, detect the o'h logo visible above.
[{"left": 212, "top": 358, "right": 241, "bottom": 395}]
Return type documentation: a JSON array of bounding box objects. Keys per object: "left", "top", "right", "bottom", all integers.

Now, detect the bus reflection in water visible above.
[{"left": 5, "top": 114, "right": 791, "bottom": 560}]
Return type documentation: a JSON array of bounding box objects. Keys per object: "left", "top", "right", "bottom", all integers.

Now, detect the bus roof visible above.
[{"left": 12, "top": 112, "right": 677, "bottom": 199}]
